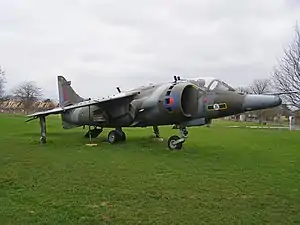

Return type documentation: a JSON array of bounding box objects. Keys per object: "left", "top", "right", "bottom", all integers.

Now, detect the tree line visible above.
[
  {"left": 1, "top": 24, "right": 300, "bottom": 112},
  {"left": 0, "top": 68, "right": 43, "bottom": 113},
  {"left": 236, "top": 23, "right": 300, "bottom": 111},
  {"left": 233, "top": 24, "right": 300, "bottom": 111}
]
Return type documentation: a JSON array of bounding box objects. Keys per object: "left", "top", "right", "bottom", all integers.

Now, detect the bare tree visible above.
[
  {"left": 13, "top": 81, "right": 43, "bottom": 113},
  {"left": 236, "top": 86, "right": 251, "bottom": 94},
  {"left": 249, "top": 78, "right": 271, "bottom": 94},
  {"left": 272, "top": 23, "right": 300, "bottom": 109},
  {"left": 244, "top": 79, "right": 272, "bottom": 124},
  {"left": 233, "top": 86, "right": 251, "bottom": 121},
  {"left": 0, "top": 67, "right": 6, "bottom": 99}
]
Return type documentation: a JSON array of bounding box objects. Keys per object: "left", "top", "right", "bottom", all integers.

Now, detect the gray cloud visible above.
[{"left": 0, "top": 0, "right": 299, "bottom": 99}]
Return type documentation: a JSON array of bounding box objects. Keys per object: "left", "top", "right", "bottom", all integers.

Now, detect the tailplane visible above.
[{"left": 58, "top": 76, "right": 84, "bottom": 107}]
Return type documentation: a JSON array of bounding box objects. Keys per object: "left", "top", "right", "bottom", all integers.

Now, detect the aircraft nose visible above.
[{"left": 242, "top": 94, "right": 282, "bottom": 111}]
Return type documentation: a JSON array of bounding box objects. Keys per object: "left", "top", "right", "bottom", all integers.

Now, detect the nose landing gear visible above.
[{"left": 167, "top": 126, "right": 188, "bottom": 150}]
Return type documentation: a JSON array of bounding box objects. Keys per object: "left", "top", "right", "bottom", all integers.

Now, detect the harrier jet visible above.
[{"left": 26, "top": 76, "right": 282, "bottom": 150}]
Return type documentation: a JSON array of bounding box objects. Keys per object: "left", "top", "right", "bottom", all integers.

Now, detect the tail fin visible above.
[{"left": 58, "top": 76, "right": 84, "bottom": 107}]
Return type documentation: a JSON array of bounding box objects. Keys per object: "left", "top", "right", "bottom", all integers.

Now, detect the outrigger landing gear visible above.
[
  {"left": 167, "top": 126, "right": 188, "bottom": 150},
  {"left": 39, "top": 116, "right": 47, "bottom": 144},
  {"left": 107, "top": 128, "right": 126, "bottom": 144}
]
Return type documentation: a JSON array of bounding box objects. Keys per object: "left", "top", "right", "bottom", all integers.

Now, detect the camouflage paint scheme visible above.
[{"left": 27, "top": 76, "right": 282, "bottom": 150}]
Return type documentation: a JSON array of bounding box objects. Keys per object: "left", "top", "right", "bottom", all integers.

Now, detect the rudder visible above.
[{"left": 58, "top": 76, "right": 84, "bottom": 107}]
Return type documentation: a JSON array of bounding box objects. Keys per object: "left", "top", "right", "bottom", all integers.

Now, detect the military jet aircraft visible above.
[{"left": 26, "top": 75, "right": 282, "bottom": 150}]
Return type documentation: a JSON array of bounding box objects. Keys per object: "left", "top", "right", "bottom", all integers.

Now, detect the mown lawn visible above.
[{"left": 0, "top": 114, "right": 300, "bottom": 224}]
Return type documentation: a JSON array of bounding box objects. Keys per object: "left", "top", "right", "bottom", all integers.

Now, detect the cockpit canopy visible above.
[{"left": 183, "top": 77, "right": 236, "bottom": 92}]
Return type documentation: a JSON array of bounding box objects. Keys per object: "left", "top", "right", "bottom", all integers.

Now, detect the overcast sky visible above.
[{"left": 0, "top": 0, "right": 300, "bottom": 100}]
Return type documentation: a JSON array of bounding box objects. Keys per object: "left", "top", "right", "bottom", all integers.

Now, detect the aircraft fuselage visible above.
[{"left": 61, "top": 80, "right": 281, "bottom": 129}]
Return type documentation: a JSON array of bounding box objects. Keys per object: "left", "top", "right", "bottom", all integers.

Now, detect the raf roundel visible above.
[
  {"left": 169, "top": 96, "right": 175, "bottom": 106},
  {"left": 163, "top": 95, "right": 178, "bottom": 112},
  {"left": 213, "top": 103, "right": 220, "bottom": 111}
]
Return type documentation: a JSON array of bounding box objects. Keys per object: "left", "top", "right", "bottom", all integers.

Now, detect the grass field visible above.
[{"left": 0, "top": 114, "right": 300, "bottom": 225}]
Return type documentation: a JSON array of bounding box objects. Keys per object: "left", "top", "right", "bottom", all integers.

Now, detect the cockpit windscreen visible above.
[{"left": 184, "top": 77, "right": 236, "bottom": 92}]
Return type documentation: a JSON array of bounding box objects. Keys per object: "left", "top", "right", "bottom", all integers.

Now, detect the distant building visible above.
[
  {"left": 224, "top": 104, "right": 292, "bottom": 124},
  {"left": 0, "top": 99, "right": 58, "bottom": 114},
  {"left": 292, "top": 109, "right": 300, "bottom": 125}
]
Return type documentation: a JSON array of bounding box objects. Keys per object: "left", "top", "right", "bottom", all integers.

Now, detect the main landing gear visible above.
[
  {"left": 167, "top": 126, "right": 188, "bottom": 150},
  {"left": 153, "top": 125, "right": 160, "bottom": 138},
  {"left": 107, "top": 128, "right": 126, "bottom": 144},
  {"left": 84, "top": 127, "right": 103, "bottom": 138},
  {"left": 152, "top": 126, "right": 163, "bottom": 142}
]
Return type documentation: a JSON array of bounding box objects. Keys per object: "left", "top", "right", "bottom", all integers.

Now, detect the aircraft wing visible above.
[{"left": 26, "top": 91, "right": 139, "bottom": 120}]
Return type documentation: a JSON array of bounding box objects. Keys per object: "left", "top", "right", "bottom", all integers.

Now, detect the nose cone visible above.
[{"left": 242, "top": 94, "right": 282, "bottom": 111}]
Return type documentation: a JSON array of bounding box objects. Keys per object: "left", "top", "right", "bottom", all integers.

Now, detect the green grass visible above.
[{"left": 0, "top": 114, "right": 300, "bottom": 225}]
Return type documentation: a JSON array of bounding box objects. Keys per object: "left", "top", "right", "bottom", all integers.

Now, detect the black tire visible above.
[
  {"left": 107, "top": 130, "right": 118, "bottom": 144},
  {"left": 119, "top": 131, "right": 126, "bottom": 142},
  {"left": 40, "top": 137, "right": 46, "bottom": 144},
  {"left": 168, "top": 135, "right": 183, "bottom": 150}
]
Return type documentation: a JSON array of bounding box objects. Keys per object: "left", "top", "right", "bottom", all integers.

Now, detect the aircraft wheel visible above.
[
  {"left": 107, "top": 130, "right": 118, "bottom": 144},
  {"left": 168, "top": 135, "right": 182, "bottom": 150},
  {"left": 40, "top": 137, "right": 46, "bottom": 144},
  {"left": 119, "top": 131, "right": 126, "bottom": 142}
]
